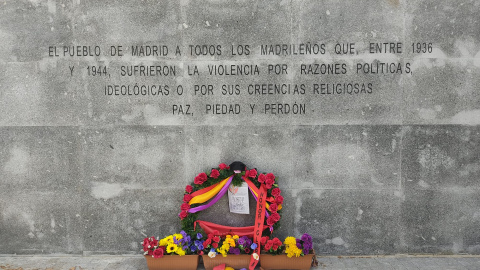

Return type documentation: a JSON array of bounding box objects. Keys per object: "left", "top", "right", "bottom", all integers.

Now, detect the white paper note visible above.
[{"left": 228, "top": 182, "right": 250, "bottom": 214}]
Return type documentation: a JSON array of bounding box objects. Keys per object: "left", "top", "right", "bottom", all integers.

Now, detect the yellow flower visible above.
[
  {"left": 166, "top": 243, "right": 178, "bottom": 253},
  {"left": 226, "top": 235, "right": 232, "bottom": 239},
  {"left": 233, "top": 235, "right": 239, "bottom": 240},
  {"left": 173, "top": 233, "right": 183, "bottom": 240},
  {"left": 165, "top": 235, "right": 174, "bottom": 244},
  {"left": 159, "top": 239, "right": 168, "bottom": 246},
  {"left": 284, "top": 236, "right": 296, "bottom": 246},
  {"left": 277, "top": 204, "right": 282, "bottom": 211},
  {"left": 176, "top": 247, "right": 185, "bottom": 256}
]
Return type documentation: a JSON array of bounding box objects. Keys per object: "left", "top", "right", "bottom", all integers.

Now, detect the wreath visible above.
[{"left": 179, "top": 162, "right": 283, "bottom": 236}]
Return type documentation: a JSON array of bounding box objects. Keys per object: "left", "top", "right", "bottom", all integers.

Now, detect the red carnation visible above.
[
  {"left": 260, "top": 236, "right": 269, "bottom": 245},
  {"left": 266, "top": 173, "right": 275, "bottom": 181},
  {"left": 181, "top": 203, "right": 191, "bottom": 211},
  {"left": 194, "top": 172, "right": 208, "bottom": 185},
  {"left": 273, "top": 238, "right": 282, "bottom": 246},
  {"left": 212, "top": 242, "right": 218, "bottom": 248},
  {"left": 245, "top": 169, "right": 257, "bottom": 178},
  {"left": 183, "top": 194, "right": 193, "bottom": 203},
  {"left": 203, "top": 241, "right": 209, "bottom": 249},
  {"left": 269, "top": 203, "right": 278, "bottom": 212},
  {"left": 258, "top": 174, "right": 266, "bottom": 183},
  {"left": 265, "top": 178, "right": 275, "bottom": 189},
  {"left": 210, "top": 169, "right": 220, "bottom": 179},
  {"left": 185, "top": 185, "right": 193, "bottom": 193},
  {"left": 275, "top": 195, "right": 284, "bottom": 204},
  {"left": 204, "top": 238, "right": 212, "bottom": 246},
  {"left": 272, "top": 243, "right": 279, "bottom": 251},
  {"left": 265, "top": 241, "right": 273, "bottom": 251},
  {"left": 179, "top": 211, "right": 188, "bottom": 220},
  {"left": 208, "top": 233, "right": 214, "bottom": 239},
  {"left": 219, "top": 163, "right": 230, "bottom": 170},
  {"left": 213, "top": 236, "right": 220, "bottom": 243},
  {"left": 271, "top": 212, "right": 280, "bottom": 223},
  {"left": 271, "top": 188, "right": 281, "bottom": 197}
]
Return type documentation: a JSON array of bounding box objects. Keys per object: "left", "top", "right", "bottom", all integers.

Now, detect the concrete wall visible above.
[{"left": 1, "top": 0, "right": 480, "bottom": 255}]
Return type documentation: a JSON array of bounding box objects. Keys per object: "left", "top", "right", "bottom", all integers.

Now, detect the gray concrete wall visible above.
[{"left": 1, "top": 0, "right": 480, "bottom": 256}]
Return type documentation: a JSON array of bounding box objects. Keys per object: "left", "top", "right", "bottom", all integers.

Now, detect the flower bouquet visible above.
[
  {"left": 141, "top": 231, "right": 201, "bottom": 270},
  {"left": 259, "top": 234, "right": 318, "bottom": 270},
  {"left": 202, "top": 234, "right": 259, "bottom": 270}
]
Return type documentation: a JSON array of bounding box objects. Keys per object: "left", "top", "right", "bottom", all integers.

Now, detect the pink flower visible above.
[
  {"left": 271, "top": 188, "right": 281, "bottom": 197},
  {"left": 269, "top": 203, "right": 278, "bottom": 212},
  {"left": 185, "top": 185, "right": 193, "bottom": 193},
  {"left": 210, "top": 169, "right": 220, "bottom": 179},
  {"left": 258, "top": 174, "right": 266, "bottom": 183},
  {"left": 152, "top": 246, "right": 165, "bottom": 258},
  {"left": 245, "top": 169, "right": 257, "bottom": 178},
  {"left": 194, "top": 172, "right": 208, "bottom": 185},
  {"left": 219, "top": 163, "right": 230, "bottom": 170},
  {"left": 181, "top": 203, "right": 191, "bottom": 211},
  {"left": 266, "top": 216, "right": 275, "bottom": 226}
]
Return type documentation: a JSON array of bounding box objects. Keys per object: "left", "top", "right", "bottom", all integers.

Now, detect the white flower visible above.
[
  {"left": 252, "top": 253, "right": 259, "bottom": 260},
  {"left": 208, "top": 251, "right": 217, "bottom": 258},
  {"left": 143, "top": 251, "right": 148, "bottom": 255}
]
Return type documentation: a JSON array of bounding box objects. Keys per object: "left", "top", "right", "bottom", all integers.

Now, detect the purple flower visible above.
[
  {"left": 303, "top": 248, "right": 309, "bottom": 254},
  {"left": 301, "top": 233, "right": 312, "bottom": 243},
  {"left": 191, "top": 245, "right": 197, "bottom": 252},
  {"left": 250, "top": 243, "right": 257, "bottom": 250},
  {"left": 296, "top": 242, "right": 302, "bottom": 249},
  {"left": 246, "top": 239, "right": 252, "bottom": 246},
  {"left": 196, "top": 233, "right": 203, "bottom": 240},
  {"left": 229, "top": 247, "right": 240, "bottom": 255},
  {"left": 180, "top": 230, "right": 188, "bottom": 238},
  {"left": 238, "top": 238, "right": 246, "bottom": 246}
]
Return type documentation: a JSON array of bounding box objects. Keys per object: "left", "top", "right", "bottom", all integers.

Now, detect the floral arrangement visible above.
[
  {"left": 142, "top": 231, "right": 207, "bottom": 258},
  {"left": 283, "top": 233, "right": 314, "bottom": 258},
  {"left": 202, "top": 234, "right": 259, "bottom": 258},
  {"left": 179, "top": 163, "right": 283, "bottom": 235}
]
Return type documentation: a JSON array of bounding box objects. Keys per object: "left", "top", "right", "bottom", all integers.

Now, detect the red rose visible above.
[
  {"left": 219, "top": 163, "right": 229, "bottom": 170},
  {"left": 210, "top": 169, "right": 220, "bottom": 179},
  {"left": 271, "top": 188, "right": 281, "bottom": 197},
  {"left": 194, "top": 172, "right": 208, "bottom": 185},
  {"left": 269, "top": 203, "right": 278, "bottom": 212},
  {"left": 265, "top": 178, "right": 275, "bottom": 189},
  {"left": 185, "top": 185, "right": 193, "bottom": 193},
  {"left": 260, "top": 236, "right": 269, "bottom": 245},
  {"left": 213, "top": 236, "right": 220, "bottom": 243},
  {"left": 275, "top": 195, "right": 283, "bottom": 204},
  {"left": 183, "top": 194, "right": 192, "bottom": 203},
  {"left": 272, "top": 243, "right": 279, "bottom": 251},
  {"left": 181, "top": 203, "right": 190, "bottom": 211},
  {"left": 266, "top": 216, "right": 275, "bottom": 226},
  {"left": 266, "top": 173, "right": 275, "bottom": 181},
  {"left": 258, "top": 174, "right": 266, "bottom": 183},
  {"left": 212, "top": 242, "right": 218, "bottom": 248},
  {"left": 245, "top": 169, "right": 257, "bottom": 178},
  {"left": 203, "top": 241, "right": 209, "bottom": 249},
  {"left": 153, "top": 246, "right": 165, "bottom": 258},
  {"left": 271, "top": 212, "right": 280, "bottom": 222},
  {"left": 208, "top": 233, "right": 214, "bottom": 239},
  {"left": 179, "top": 211, "right": 188, "bottom": 220}
]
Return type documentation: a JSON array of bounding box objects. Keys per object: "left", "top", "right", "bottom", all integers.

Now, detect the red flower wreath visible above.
[{"left": 179, "top": 162, "right": 283, "bottom": 236}]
